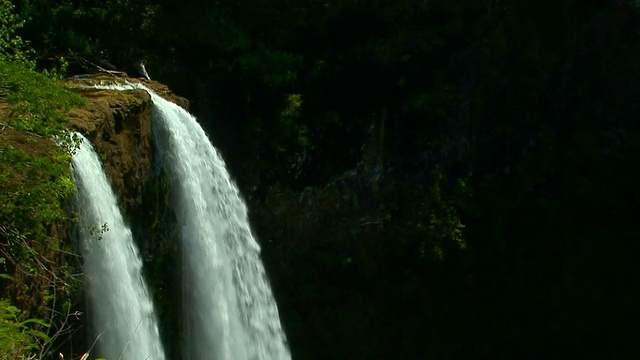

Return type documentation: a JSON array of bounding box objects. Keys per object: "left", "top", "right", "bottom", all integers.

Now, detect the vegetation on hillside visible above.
[{"left": 1, "top": 0, "right": 85, "bottom": 358}]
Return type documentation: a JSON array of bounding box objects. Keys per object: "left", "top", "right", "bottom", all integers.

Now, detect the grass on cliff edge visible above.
[{"left": 0, "top": 59, "right": 85, "bottom": 359}]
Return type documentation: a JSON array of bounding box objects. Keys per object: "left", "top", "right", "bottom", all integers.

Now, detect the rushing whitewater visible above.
[
  {"left": 71, "top": 133, "right": 166, "bottom": 360},
  {"left": 140, "top": 84, "right": 290, "bottom": 360}
]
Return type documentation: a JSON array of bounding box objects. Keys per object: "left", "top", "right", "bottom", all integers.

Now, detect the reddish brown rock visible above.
[{"left": 65, "top": 74, "right": 188, "bottom": 211}]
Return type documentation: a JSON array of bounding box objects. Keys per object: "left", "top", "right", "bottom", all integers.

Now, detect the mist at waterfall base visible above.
[
  {"left": 71, "top": 133, "right": 166, "bottom": 360},
  {"left": 146, "top": 84, "right": 290, "bottom": 360}
]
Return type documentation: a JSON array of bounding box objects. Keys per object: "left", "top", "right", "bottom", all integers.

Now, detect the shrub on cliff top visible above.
[{"left": 0, "top": 61, "right": 85, "bottom": 137}]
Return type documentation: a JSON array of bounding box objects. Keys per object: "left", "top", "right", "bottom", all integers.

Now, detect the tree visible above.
[{"left": 0, "top": 0, "right": 32, "bottom": 64}]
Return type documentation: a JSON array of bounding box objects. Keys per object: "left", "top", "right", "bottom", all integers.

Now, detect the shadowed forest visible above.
[{"left": 2, "top": 0, "right": 640, "bottom": 358}]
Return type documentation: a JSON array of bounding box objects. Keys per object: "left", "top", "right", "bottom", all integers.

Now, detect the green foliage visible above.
[
  {"left": 17, "top": 0, "right": 159, "bottom": 61},
  {"left": 0, "top": 61, "right": 85, "bottom": 137},
  {"left": 0, "top": 300, "right": 37, "bottom": 359},
  {"left": 0, "top": 0, "right": 32, "bottom": 65},
  {"left": 86, "top": 222, "right": 110, "bottom": 242},
  {"left": 237, "top": 50, "right": 301, "bottom": 88},
  {"left": 0, "top": 8, "right": 81, "bottom": 358},
  {"left": 276, "top": 93, "right": 311, "bottom": 155},
  {"left": 401, "top": 168, "right": 469, "bottom": 261},
  {"left": 0, "top": 257, "right": 51, "bottom": 360},
  {"left": 280, "top": 94, "right": 303, "bottom": 122},
  {"left": 0, "top": 144, "right": 74, "bottom": 246}
]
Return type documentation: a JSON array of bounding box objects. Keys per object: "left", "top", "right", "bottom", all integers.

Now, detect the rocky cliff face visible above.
[
  {"left": 68, "top": 86, "right": 153, "bottom": 211},
  {"left": 63, "top": 75, "right": 186, "bottom": 359},
  {"left": 66, "top": 75, "right": 188, "bottom": 211}
]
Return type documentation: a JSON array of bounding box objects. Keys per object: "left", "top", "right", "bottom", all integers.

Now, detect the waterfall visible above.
[
  {"left": 71, "top": 133, "right": 166, "bottom": 360},
  {"left": 140, "top": 85, "right": 291, "bottom": 360}
]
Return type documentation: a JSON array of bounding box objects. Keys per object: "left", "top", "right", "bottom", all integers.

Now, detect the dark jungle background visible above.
[{"left": 5, "top": 0, "right": 640, "bottom": 358}]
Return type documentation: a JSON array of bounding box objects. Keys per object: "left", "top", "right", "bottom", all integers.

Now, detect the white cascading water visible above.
[
  {"left": 71, "top": 133, "right": 166, "bottom": 360},
  {"left": 139, "top": 84, "right": 291, "bottom": 360}
]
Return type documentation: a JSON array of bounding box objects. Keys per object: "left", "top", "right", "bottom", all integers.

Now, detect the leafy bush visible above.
[
  {"left": 0, "top": 61, "right": 82, "bottom": 246},
  {"left": 0, "top": 0, "right": 32, "bottom": 64},
  {"left": 0, "top": 257, "right": 51, "bottom": 360},
  {"left": 0, "top": 61, "right": 85, "bottom": 137},
  {"left": 0, "top": 144, "right": 75, "bottom": 239},
  {"left": 399, "top": 167, "right": 469, "bottom": 261},
  {"left": 0, "top": 300, "right": 38, "bottom": 359}
]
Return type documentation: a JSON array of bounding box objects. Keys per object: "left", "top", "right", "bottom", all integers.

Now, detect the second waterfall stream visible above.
[
  {"left": 146, "top": 84, "right": 290, "bottom": 360},
  {"left": 72, "top": 133, "right": 166, "bottom": 360}
]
